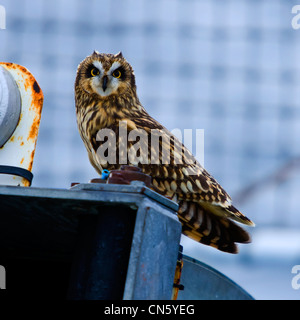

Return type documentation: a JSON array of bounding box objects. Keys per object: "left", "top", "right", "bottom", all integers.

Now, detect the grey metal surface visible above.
[
  {"left": 0, "top": 182, "right": 178, "bottom": 210},
  {"left": 0, "top": 182, "right": 181, "bottom": 300},
  {"left": 0, "top": 66, "right": 21, "bottom": 147},
  {"left": 123, "top": 198, "right": 182, "bottom": 300},
  {"left": 0, "top": 183, "right": 253, "bottom": 300},
  {"left": 0, "top": 183, "right": 178, "bottom": 260},
  {"left": 71, "top": 181, "right": 179, "bottom": 211},
  {"left": 177, "top": 255, "right": 254, "bottom": 300},
  {"left": 72, "top": 182, "right": 181, "bottom": 299}
]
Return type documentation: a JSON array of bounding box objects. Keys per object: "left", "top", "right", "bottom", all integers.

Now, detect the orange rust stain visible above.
[
  {"left": 0, "top": 63, "right": 44, "bottom": 102},
  {"left": 20, "top": 157, "right": 24, "bottom": 164},
  {"left": 27, "top": 149, "right": 35, "bottom": 172},
  {"left": 20, "top": 141, "right": 24, "bottom": 146},
  {"left": 10, "top": 136, "right": 15, "bottom": 142},
  {"left": 18, "top": 65, "right": 30, "bottom": 74},
  {"left": 0, "top": 62, "right": 44, "bottom": 106},
  {"left": 26, "top": 89, "right": 43, "bottom": 142},
  {"left": 30, "top": 88, "right": 44, "bottom": 112},
  {"left": 22, "top": 178, "right": 30, "bottom": 187},
  {"left": 1, "top": 62, "right": 31, "bottom": 76},
  {"left": 23, "top": 74, "right": 36, "bottom": 91},
  {"left": 27, "top": 114, "right": 41, "bottom": 141},
  {"left": 0, "top": 62, "right": 13, "bottom": 68}
]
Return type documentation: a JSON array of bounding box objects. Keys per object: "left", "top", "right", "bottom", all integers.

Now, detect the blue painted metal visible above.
[
  {"left": 177, "top": 255, "right": 254, "bottom": 300},
  {"left": 123, "top": 197, "right": 181, "bottom": 300},
  {"left": 0, "top": 182, "right": 253, "bottom": 300},
  {"left": 0, "top": 182, "right": 181, "bottom": 300}
]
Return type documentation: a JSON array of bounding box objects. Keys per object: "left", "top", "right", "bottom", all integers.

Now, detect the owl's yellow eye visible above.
[
  {"left": 91, "top": 68, "right": 100, "bottom": 77},
  {"left": 112, "top": 69, "right": 122, "bottom": 78}
]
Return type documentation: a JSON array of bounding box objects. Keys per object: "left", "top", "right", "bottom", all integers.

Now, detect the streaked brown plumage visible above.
[{"left": 75, "top": 51, "right": 254, "bottom": 253}]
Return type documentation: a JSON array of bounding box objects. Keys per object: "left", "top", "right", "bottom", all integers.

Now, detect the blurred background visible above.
[{"left": 1, "top": 0, "right": 300, "bottom": 299}]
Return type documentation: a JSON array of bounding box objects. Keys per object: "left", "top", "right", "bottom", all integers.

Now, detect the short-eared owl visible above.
[{"left": 75, "top": 51, "right": 254, "bottom": 253}]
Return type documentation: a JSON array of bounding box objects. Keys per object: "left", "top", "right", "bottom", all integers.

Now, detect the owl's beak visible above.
[{"left": 102, "top": 75, "right": 108, "bottom": 92}]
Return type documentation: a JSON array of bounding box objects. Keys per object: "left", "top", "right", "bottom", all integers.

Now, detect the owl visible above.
[{"left": 75, "top": 51, "right": 254, "bottom": 254}]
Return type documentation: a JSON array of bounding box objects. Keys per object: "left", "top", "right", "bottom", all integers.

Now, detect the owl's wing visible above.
[
  {"left": 130, "top": 113, "right": 254, "bottom": 226},
  {"left": 126, "top": 113, "right": 254, "bottom": 253}
]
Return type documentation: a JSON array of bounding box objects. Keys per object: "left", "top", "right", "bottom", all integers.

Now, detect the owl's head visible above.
[{"left": 75, "top": 51, "right": 137, "bottom": 99}]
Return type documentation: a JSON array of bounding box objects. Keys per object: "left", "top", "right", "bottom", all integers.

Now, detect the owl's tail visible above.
[{"left": 178, "top": 200, "right": 251, "bottom": 254}]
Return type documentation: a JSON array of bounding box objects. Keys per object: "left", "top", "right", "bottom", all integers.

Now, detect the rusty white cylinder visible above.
[
  {"left": 0, "top": 63, "right": 43, "bottom": 186},
  {"left": 0, "top": 66, "right": 21, "bottom": 147}
]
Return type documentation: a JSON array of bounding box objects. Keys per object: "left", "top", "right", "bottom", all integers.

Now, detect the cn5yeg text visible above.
[{"left": 104, "top": 304, "right": 195, "bottom": 317}]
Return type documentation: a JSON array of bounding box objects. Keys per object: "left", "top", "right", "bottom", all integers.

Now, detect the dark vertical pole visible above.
[{"left": 68, "top": 205, "right": 136, "bottom": 300}]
